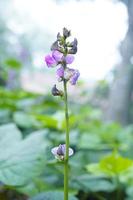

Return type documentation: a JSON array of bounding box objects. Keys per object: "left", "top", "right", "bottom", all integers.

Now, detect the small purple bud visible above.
[
  {"left": 51, "top": 85, "right": 63, "bottom": 97},
  {"left": 51, "top": 144, "right": 74, "bottom": 160},
  {"left": 70, "top": 70, "right": 80, "bottom": 85},
  {"left": 57, "top": 32, "right": 61, "bottom": 40},
  {"left": 45, "top": 55, "right": 57, "bottom": 67},
  {"left": 63, "top": 27, "right": 71, "bottom": 38},
  {"left": 69, "top": 38, "right": 78, "bottom": 54},
  {"left": 51, "top": 41, "right": 59, "bottom": 51},
  {"left": 71, "top": 38, "right": 78, "bottom": 47},
  {"left": 68, "top": 46, "right": 77, "bottom": 54},
  {"left": 56, "top": 66, "right": 64, "bottom": 78},
  {"left": 52, "top": 50, "right": 63, "bottom": 62},
  {"left": 65, "top": 54, "right": 75, "bottom": 64}
]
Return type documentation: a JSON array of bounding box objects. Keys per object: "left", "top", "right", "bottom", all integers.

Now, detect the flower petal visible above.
[
  {"left": 52, "top": 50, "right": 63, "bottom": 62},
  {"left": 56, "top": 66, "right": 64, "bottom": 78},
  {"left": 64, "top": 67, "right": 75, "bottom": 80},
  {"left": 45, "top": 54, "right": 57, "bottom": 67},
  {"left": 65, "top": 55, "right": 75, "bottom": 64},
  {"left": 70, "top": 70, "right": 80, "bottom": 85},
  {"left": 51, "top": 147, "right": 58, "bottom": 156},
  {"left": 69, "top": 148, "right": 74, "bottom": 156}
]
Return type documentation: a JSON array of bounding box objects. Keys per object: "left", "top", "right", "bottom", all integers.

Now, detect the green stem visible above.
[{"left": 63, "top": 80, "right": 69, "bottom": 200}]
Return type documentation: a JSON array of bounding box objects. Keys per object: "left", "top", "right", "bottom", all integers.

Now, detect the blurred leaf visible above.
[
  {"left": 79, "top": 133, "right": 101, "bottom": 149},
  {"left": 0, "top": 109, "right": 11, "bottom": 124},
  {"left": 87, "top": 152, "right": 133, "bottom": 177},
  {"left": 72, "top": 175, "right": 116, "bottom": 192},
  {"left": 13, "top": 111, "right": 40, "bottom": 128},
  {"left": 17, "top": 178, "right": 51, "bottom": 196},
  {"left": 0, "top": 123, "right": 47, "bottom": 186},
  {"left": 4, "top": 58, "right": 21, "bottom": 69},
  {"left": 35, "top": 114, "right": 58, "bottom": 129},
  {"left": 100, "top": 152, "right": 133, "bottom": 175},
  {"left": 29, "top": 191, "right": 78, "bottom": 200}
]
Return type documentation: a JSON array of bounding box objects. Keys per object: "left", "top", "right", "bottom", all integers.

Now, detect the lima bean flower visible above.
[{"left": 51, "top": 144, "right": 74, "bottom": 161}]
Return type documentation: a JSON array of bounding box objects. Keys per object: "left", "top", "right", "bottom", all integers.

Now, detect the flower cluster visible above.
[
  {"left": 45, "top": 28, "right": 80, "bottom": 88},
  {"left": 51, "top": 144, "right": 73, "bottom": 161}
]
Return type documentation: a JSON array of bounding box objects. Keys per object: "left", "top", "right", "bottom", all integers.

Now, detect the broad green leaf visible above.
[
  {"left": 13, "top": 112, "right": 40, "bottom": 128},
  {"left": 86, "top": 163, "right": 104, "bottom": 175},
  {"left": 17, "top": 178, "right": 51, "bottom": 196},
  {"left": 35, "top": 114, "right": 58, "bottom": 129},
  {"left": 4, "top": 58, "right": 21, "bottom": 69},
  {"left": 72, "top": 175, "right": 115, "bottom": 192},
  {"left": 29, "top": 191, "right": 78, "bottom": 200},
  {"left": 0, "top": 123, "right": 48, "bottom": 186},
  {"left": 79, "top": 133, "right": 101, "bottom": 148},
  {"left": 0, "top": 109, "right": 11, "bottom": 124},
  {"left": 87, "top": 152, "right": 133, "bottom": 177},
  {"left": 100, "top": 152, "right": 133, "bottom": 175}
]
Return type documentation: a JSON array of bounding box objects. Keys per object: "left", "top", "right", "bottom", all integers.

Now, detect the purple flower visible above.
[
  {"left": 65, "top": 54, "right": 74, "bottom": 64},
  {"left": 52, "top": 50, "right": 63, "bottom": 62},
  {"left": 45, "top": 54, "right": 57, "bottom": 67},
  {"left": 64, "top": 67, "right": 75, "bottom": 80},
  {"left": 64, "top": 67, "right": 80, "bottom": 85},
  {"left": 70, "top": 70, "right": 80, "bottom": 85},
  {"left": 56, "top": 66, "right": 64, "bottom": 78},
  {"left": 51, "top": 144, "right": 74, "bottom": 160},
  {"left": 56, "top": 66, "right": 80, "bottom": 85}
]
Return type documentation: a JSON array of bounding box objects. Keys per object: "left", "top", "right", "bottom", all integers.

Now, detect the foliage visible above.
[
  {"left": 0, "top": 87, "right": 133, "bottom": 199},
  {"left": 0, "top": 123, "right": 48, "bottom": 186}
]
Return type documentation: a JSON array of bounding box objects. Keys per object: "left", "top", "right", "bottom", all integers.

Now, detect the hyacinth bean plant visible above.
[{"left": 45, "top": 28, "right": 80, "bottom": 200}]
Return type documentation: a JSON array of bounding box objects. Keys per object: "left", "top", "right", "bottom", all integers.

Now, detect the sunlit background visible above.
[{"left": 8, "top": 0, "right": 128, "bottom": 80}]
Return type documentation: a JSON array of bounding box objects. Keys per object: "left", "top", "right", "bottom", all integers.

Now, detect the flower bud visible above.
[
  {"left": 51, "top": 85, "right": 63, "bottom": 97},
  {"left": 68, "top": 38, "right": 78, "bottom": 54},
  {"left": 57, "top": 32, "right": 61, "bottom": 40},
  {"left": 68, "top": 46, "right": 77, "bottom": 54},
  {"left": 71, "top": 38, "right": 78, "bottom": 47},
  {"left": 51, "top": 41, "right": 58, "bottom": 51},
  {"left": 63, "top": 27, "right": 71, "bottom": 38}
]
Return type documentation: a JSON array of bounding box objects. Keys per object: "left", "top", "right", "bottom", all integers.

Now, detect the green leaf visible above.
[
  {"left": 87, "top": 152, "right": 133, "bottom": 177},
  {"left": 4, "top": 58, "right": 21, "bottom": 69},
  {"left": 72, "top": 175, "right": 115, "bottom": 192},
  {"left": 100, "top": 152, "right": 133, "bottom": 175},
  {"left": 29, "top": 191, "right": 78, "bottom": 200},
  {"left": 86, "top": 163, "right": 104, "bottom": 175},
  {"left": 16, "top": 178, "right": 51, "bottom": 196},
  {"left": 35, "top": 114, "right": 58, "bottom": 129},
  {"left": 0, "top": 123, "right": 48, "bottom": 186},
  {"left": 13, "top": 111, "right": 40, "bottom": 128},
  {"left": 79, "top": 133, "right": 101, "bottom": 149}
]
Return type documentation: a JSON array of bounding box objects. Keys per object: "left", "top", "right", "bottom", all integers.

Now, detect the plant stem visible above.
[{"left": 63, "top": 80, "right": 69, "bottom": 200}]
